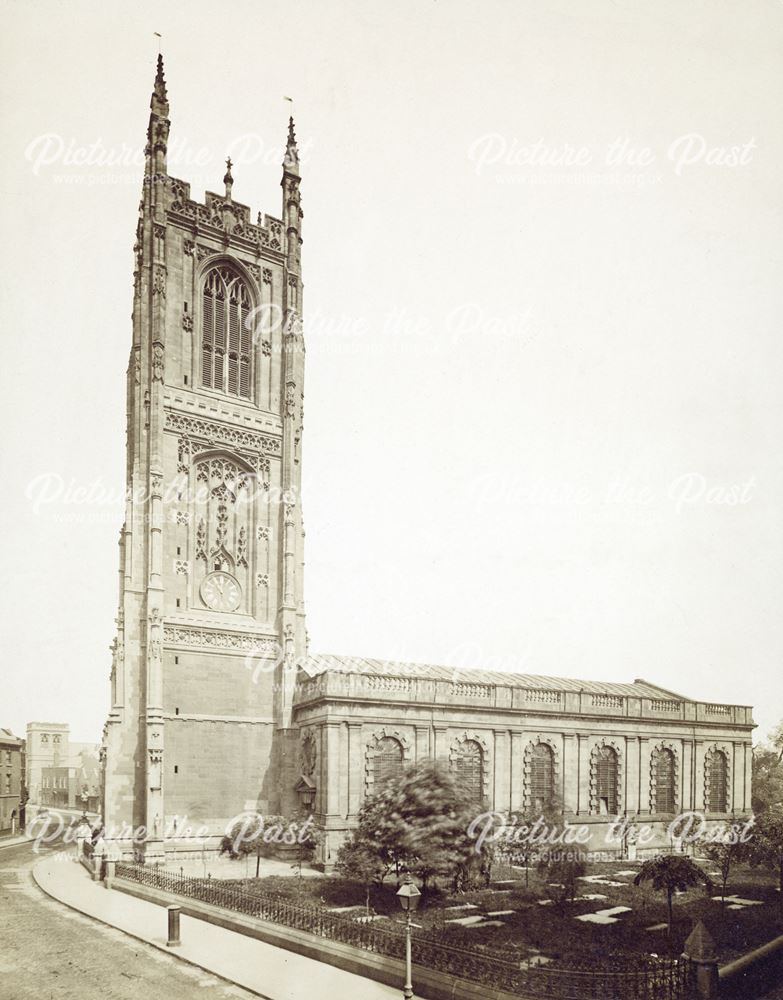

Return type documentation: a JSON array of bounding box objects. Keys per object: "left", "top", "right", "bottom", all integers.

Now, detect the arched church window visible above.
[
  {"left": 652, "top": 747, "right": 676, "bottom": 814},
  {"left": 202, "top": 266, "right": 252, "bottom": 398},
  {"left": 706, "top": 749, "right": 728, "bottom": 812},
  {"left": 373, "top": 737, "right": 403, "bottom": 788},
  {"left": 453, "top": 739, "right": 484, "bottom": 804},
  {"left": 594, "top": 745, "right": 619, "bottom": 815},
  {"left": 529, "top": 742, "right": 555, "bottom": 812}
]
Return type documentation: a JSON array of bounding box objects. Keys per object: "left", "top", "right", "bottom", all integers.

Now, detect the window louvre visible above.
[
  {"left": 373, "top": 737, "right": 403, "bottom": 788},
  {"left": 595, "top": 746, "right": 618, "bottom": 815},
  {"left": 530, "top": 743, "right": 554, "bottom": 811},
  {"left": 653, "top": 747, "right": 676, "bottom": 813},
  {"left": 201, "top": 266, "right": 253, "bottom": 399},
  {"left": 202, "top": 293, "right": 213, "bottom": 387},
  {"left": 707, "top": 750, "right": 728, "bottom": 812},
  {"left": 454, "top": 740, "right": 484, "bottom": 804}
]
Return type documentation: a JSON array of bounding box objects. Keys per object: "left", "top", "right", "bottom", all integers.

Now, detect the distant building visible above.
[
  {"left": 27, "top": 722, "right": 99, "bottom": 811},
  {"left": 26, "top": 722, "right": 69, "bottom": 804},
  {"left": 0, "top": 729, "right": 25, "bottom": 833}
]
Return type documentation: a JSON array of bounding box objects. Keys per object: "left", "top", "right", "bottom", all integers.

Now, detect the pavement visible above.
[
  {"left": 0, "top": 833, "right": 32, "bottom": 850},
  {"left": 33, "top": 848, "right": 399, "bottom": 1000}
]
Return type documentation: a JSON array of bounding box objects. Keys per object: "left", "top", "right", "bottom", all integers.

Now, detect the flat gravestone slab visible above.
[
  {"left": 446, "top": 915, "right": 486, "bottom": 926},
  {"left": 645, "top": 923, "right": 668, "bottom": 931},
  {"left": 578, "top": 874, "right": 626, "bottom": 886},
  {"left": 326, "top": 905, "right": 365, "bottom": 913},
  {"left": 487, "top": 909, "right": 515, "bottom": 916},
  {"left": 576, "top": 905, "right": 631, "bottom": 925},
  {"left": 443, "top": 903, "right": 478, "bottom": 911}
]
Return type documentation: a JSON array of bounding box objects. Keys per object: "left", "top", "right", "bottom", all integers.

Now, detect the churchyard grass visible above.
[{"left": 214, "top": 859, "right": 782, "bottom": 964}]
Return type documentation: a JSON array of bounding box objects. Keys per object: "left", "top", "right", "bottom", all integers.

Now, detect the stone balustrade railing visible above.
[{"left": 292, "top": 672, "right": 753, "bottom": 726}]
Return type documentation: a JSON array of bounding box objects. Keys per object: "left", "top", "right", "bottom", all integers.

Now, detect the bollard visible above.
[
  {"left": 104, "top": 860, "right": 116, "bottom": 889},
  {"left": 167, "top": 904, "right": 182, "bottom": 947},
  {"left": 92, "top": 855, "right": 104, "bottom": 883}
]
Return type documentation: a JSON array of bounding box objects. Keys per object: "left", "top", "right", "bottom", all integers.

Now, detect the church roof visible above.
[{"left": 302, "top": 655, "right": 691, "bottom": 701}]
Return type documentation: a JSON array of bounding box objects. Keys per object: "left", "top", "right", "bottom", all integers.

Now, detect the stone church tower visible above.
[{"left": 101, "top": 56, "right": 306, "bottom": 859}]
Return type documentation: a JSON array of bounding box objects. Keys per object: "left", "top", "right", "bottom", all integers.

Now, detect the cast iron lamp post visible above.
[{"left": 396, "top": 874, "right": 421, "bottom": 999}]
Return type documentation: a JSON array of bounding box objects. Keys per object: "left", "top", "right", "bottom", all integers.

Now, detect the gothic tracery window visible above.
[
  {"left": 652, "top": 747, "right": 676, "bottom": 814},
  {"left": 529, "top": 742, "right": 555, "bottom": 812},
  {"left": 201, "top": 266, "right": 252, "bottom": 398},
  {"left": 594, "top": 745, "right": 619, "bottom": 815},
  {"left": 453, "top": 739, "right": 484, "bottom": 804},
  {"left": 372, "top": 736, "right": 403, "bottom": 788}
]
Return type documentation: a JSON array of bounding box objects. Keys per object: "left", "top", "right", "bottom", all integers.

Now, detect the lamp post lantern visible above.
[{"left": 396, "top": 874, "right": 421, "bottom": 999}]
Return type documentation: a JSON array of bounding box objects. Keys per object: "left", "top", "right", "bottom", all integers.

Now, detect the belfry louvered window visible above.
[
  {"left": 653, "top": 747, "right": 676, "bottom": 814},
  {"left": 530, "top": 742, "right": 555, "bottom": 811},
  {"left": 594, "top": 746, "right": 619, "bottom": 815},
  {"left": 202, "top": 266, "right": 252, "bottom": 398},
  {"left": 373, "top": 737, "right": 403, "bottom": 788},
  {"left": 707, "top": 750, "right": 728, "bottom": 812},
  {"left": 454, "top": 740, "right": 484, "bottom": 804}
]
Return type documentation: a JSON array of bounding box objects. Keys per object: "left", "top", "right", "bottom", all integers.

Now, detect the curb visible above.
[
  {"left": 0, "top": 837, "right": 32, "bottom": 851},
  {"left": 31, "top": 853, "right": 273, "bottom": 1000}
]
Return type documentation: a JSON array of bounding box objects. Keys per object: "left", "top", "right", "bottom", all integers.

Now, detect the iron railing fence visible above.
[{"left": 115, "top": 863, "right": 690, "bottom": 999}]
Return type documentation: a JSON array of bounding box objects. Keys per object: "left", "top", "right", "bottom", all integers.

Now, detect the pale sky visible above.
[{"left": 1, "top": 0, "right": 781, "bottom": 743}]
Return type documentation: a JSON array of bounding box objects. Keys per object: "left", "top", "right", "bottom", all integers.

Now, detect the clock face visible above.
[{"left": 200, "top": 571, "right": 241, "bottom": 612}]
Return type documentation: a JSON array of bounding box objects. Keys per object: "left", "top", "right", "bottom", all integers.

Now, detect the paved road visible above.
[{"left": 0, "top": 841, "right": 258, "bottom": 1000}]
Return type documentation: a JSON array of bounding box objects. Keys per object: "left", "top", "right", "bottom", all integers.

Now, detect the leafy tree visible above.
[
  {"left": 752, "top": 726, "right": 783, "bottom": 815},
  {"left": 452, "top": 837, "right": 496, "bottom": 893},
  {"left": 337, "top": 761, "right": 493, "bottom": 901},
  {"left": 335, "top": 837, "right": 388, "bottom": 915},
  {"left": 290, "top": 823, "right": 321, "bottom": 883},
  {"left": 633, "top": 854, "right": 712, "bottom": 938},
  {"left": 222, "top": 813, "right": 312, "bottom": 877},
  {"left": 536, "top": 847, "right": 587, "bottom": 907},
  {"left": 701, "top": 824, "right": 750, "bottom": 909},
  {"left": 745, "top": 806, "right": 783, "bottom": 915},
  {"left": 397, "top": 762, "right": 484, "bottom": 893},
  {"left": 507, "top": 796, "right": 566, "bottom": 888},
  {"left": 353, "top": 781, "right": 409, "bottom": 885}
]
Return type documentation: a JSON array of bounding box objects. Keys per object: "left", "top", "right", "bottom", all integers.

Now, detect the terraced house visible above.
[{"left": 100, "top": 58, "right": 755, "bottom": 864}]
